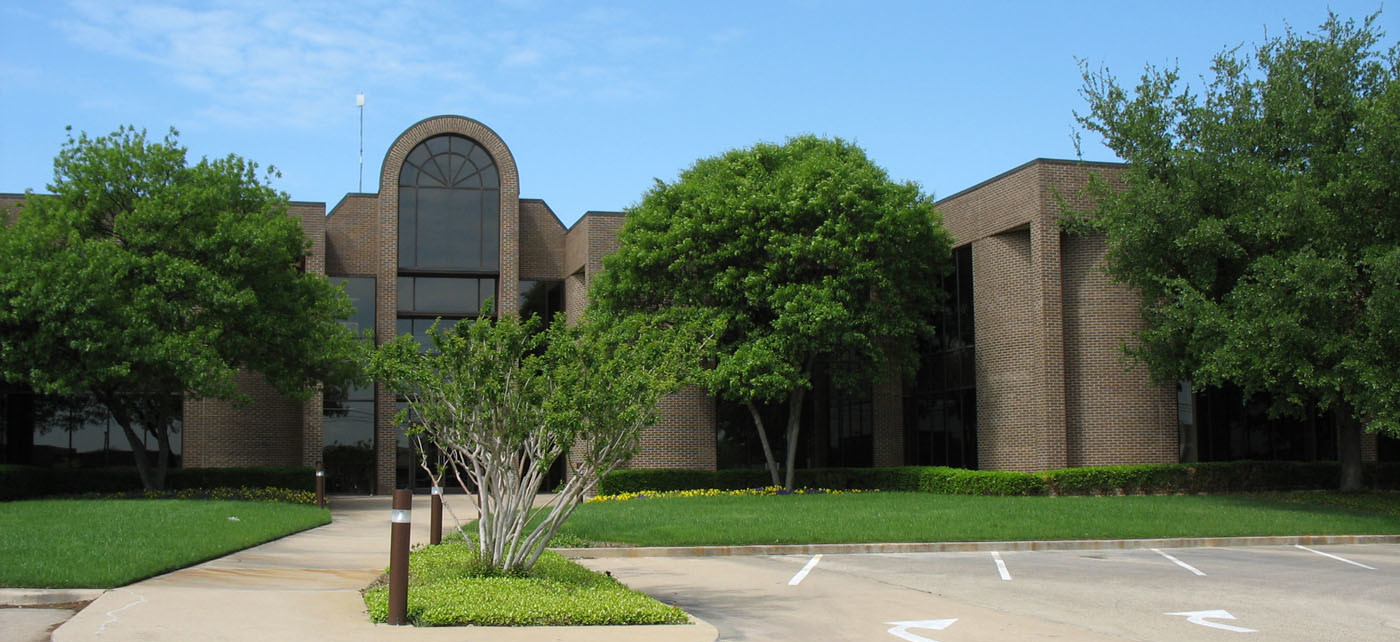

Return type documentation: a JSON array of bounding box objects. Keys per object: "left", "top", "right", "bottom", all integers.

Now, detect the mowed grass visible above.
[
  {"left": 556, "top": 491, "right": 1400, "bottom": 547},
  {"left": 0, "top": 499, "right": 331, "bottom": 588}
]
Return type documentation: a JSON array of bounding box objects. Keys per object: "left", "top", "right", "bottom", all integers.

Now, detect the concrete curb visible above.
[
  {"left": 556, "top": 534, "right": 1400, "bottom": 558},
  {"left": 0, "top": 588, "right": 106, "bottom": 607}
]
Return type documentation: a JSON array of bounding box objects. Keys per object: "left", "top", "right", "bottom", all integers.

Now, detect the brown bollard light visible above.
[
  {"left": 388, "top": 489, "right": 412, "bottom": 626},
  {"left": 430, "top": 485, "right": 443, "bottom": 545},
  {"left": 315, "top": 463, "right": 326, "bottom": 509}
]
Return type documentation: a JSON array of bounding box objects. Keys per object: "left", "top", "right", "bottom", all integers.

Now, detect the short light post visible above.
[
  {"left": 315, "top": 462, "right": 326, "bottom": 509},
  {"left": 430, "top": 485, "right": 443, "bottom": 545},
  {"left": 388, "top": 489, "right": 412, "bottom": 626}
]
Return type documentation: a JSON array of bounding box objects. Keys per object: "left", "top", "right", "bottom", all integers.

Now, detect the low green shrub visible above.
[
  {"left": 918, "top": 467, "right": 1047, "bottom": 495},
  {"left": 0, "top": 466, "right": 315, "bottom": 501},
  {"left": 80, "top": 486, "right": 317, "bottom": 505},
  {"left": 1039, "top": 461, "right": 1351, "bottom": 495},
  {"left": 600, "top": 460, "right": 1400, "bottom": 499},
  {"left": 362, "top": 541, "right": 688, "bottom": 626}
]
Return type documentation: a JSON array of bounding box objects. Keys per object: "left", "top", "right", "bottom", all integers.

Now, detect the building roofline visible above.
[
  {"left": 566, "top": 210, "right": 624, "bottom": 233},
  {"left": 519, "top": 198, "right": 568, "bottom": 230},
  {"left": 936, "top": 158, "right": 1124, "bottom": 205}
]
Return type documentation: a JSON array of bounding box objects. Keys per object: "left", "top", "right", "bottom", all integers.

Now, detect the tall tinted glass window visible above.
[
  {"left": 324, "top": 276, "right": 375, "bottom": 493},
  {"left": 519, "top": 280, "right": 563, "bottom": 327},
  {"left": 0, "top": 391, "right": 181, "bottom": 468},
  {"left": 904, "top": 244, "right": 977, "bottom": 468},
  {"left": 826, "top": 386, "right": 874, "bottom": 467},
  {"left": 398, "top": 135, "right": 500, "bottom": 272},
  {"left": 1186, "top": 384, "right": 1337, "bottom": 462}
]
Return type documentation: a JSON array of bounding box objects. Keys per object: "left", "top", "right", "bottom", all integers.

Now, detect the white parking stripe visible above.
[
  {"left": 1151, "top": 548, "right": 1206, "bottom": 576},
  {"left": 991, "top": 551, "right": 1012, "bottom": 580},
  {"left": 788, "top": 554, "right": 823, "bottom": 585},
  {"left": 1295, "top": 545, "right": 1377, "bottom": 570}
]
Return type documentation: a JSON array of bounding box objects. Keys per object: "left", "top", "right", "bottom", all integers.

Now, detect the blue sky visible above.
[{"left": 2, "top": 1, "right": 1394, "bottom": 226}]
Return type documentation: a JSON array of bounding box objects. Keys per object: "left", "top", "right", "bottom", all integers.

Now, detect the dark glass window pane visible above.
[
  {"left": 331, "top": 277, "right": 375, "bottom": 337},
  {"left": 406, "top": 145, "right": 430, "bottom": 171},
  {"left": 414, "top": 277, "right": 474, "bottom": 313},
  {"left": 399, "top": 165, "right": 418, "bottom": 187},
  {"left": 416, "top": 188, "right": 470, "bottom": 269},
  {"left": 426, "top": 136, "right": 450, "bottom": 156},
  {"left": 462, "top": 190, "right": 482, "bottom": 268},
  {"left": 397, "top": 277, "right": 413, "bottom": 312},
  {"left": 482, "top": 190, "right": 500, "bottom": 269},
  {"left": 397, "top": 191, "right": 415, "bottom": 269}
]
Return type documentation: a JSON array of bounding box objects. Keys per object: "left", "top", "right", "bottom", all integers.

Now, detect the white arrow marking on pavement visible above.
[
  {"left": 885, "top": 618, "right": 958, "bottom": 642},
  {"left": 1166, "top": 610, "right": 1257, "bottom": 633}
]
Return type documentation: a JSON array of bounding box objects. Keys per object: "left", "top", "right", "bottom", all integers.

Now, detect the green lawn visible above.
[
  {"left": 555, "top": 491, "right": 1400, "bottom": 547},
  {"left": 0, "top": 499, "right": 331, "bottom": 588},
  {"left": 363, "top": 540, "right": 687, "bottom": 626}
]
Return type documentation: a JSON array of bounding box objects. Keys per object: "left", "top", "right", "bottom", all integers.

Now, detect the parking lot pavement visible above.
[{"left": 578, "top": 544, "right": 1400, "bottom": 642}]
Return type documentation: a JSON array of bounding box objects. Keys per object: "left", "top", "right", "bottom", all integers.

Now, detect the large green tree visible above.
[
  {"left": 591, "top": 135, "right": 953, "bottom": 489},
  {"left": 0, "top": 127, "right": 363, "bottom": 489},
  {"left": 1072, "top": 13, "right": 1400, "bottom": 489}
]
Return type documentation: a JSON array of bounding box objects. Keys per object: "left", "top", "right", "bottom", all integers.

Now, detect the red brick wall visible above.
[
  {"left": 1062, "top": 233, "right": 1177, "bottom": 466},
  {"left": 519, "top": 200, "right": 566, "bottom": 280},
  {"left": 872, "top": 360, "right": 904, "bottom": 467},
  {"left": 325, "top": 194, "right": 378, "bottom": 276},
  {"left": 629, "top": 385, "right": 717, "bottom": 469},
  {"left": 183, "top": 372, "right": 303, "bottom": 467},
  {"left": 971, "top": 230, "right": 1045, "bottom": 470},
  {"left": 941, "top": 159, "right": 1179, "bottom": 472}
]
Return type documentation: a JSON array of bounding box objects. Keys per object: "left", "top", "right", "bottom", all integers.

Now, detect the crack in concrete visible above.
[{"left": 96, "top": 593, "right": 146, "bottom": 636}]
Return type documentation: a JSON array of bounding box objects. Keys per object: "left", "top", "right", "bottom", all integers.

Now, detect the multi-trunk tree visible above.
[
  {"left": 590, "top": 135, "right": 953, "bottom": 489},
  {"left": 1071, "top": 12, "right": 1400, "bottom": 489},
  {"left": 369, "top": 310, "right": 704, "bottom": 573},
  {"left": 0, "top": 127, "right": 363, "bottom": 489}
]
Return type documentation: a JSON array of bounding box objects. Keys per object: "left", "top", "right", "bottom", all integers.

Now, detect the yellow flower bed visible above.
[{"left": 586, "top": 486, "right": 869, "bottom": 503}]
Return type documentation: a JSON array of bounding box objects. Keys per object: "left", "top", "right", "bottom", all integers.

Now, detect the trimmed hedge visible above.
[
  {"left": 599, "top": 461, "right": 1400, "bottom": 497},
  {"left": 0, "top": 466, "right": 315, "bottom": 501}
]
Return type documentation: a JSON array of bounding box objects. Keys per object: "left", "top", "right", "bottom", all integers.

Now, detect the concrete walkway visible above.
[{"left": 48, "top": 495, "right": 717, "bottom": 642}]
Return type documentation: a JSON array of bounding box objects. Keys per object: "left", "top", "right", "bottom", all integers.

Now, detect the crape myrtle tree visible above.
[
  {"left": 0, "top": 127, "right": 364, "bottom": 490},
  {"left": 1070, "top": 13, "right": 1400, "bottom": 489},
  {"left": 368, "top": 309, "right": 704, "bottom": 574},
  {"left": 590, "top": 136, "right": 953, "bottom": 490}
]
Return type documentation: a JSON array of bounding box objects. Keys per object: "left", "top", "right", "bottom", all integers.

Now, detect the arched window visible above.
[
  {"left": 397, "top": 135, "right": 500, "bottom": 271},
  {"left": 396, "top": 135, "right": 499, "bottom": 346}
]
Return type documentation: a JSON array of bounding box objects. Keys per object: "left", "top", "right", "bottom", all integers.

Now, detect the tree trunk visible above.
[
  {"left": 782, "top": 387, "right": 807, "bottom": 491},
  {"left": 1336, "top": 411, "right": 1363, "bottom": 491},
  {"left": 101, "top": 394, "right": 157, "bottom": 490},
  {"left": 746, "top": 402, "right": 782, "bottom": 487}
]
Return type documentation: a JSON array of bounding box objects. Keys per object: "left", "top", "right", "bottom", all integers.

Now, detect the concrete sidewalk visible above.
[{"left": 48, "top": 495, "right": 717, "bottom": 642}]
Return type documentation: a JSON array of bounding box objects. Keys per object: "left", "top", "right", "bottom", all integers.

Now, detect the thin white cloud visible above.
[{"left": 51, "top": 0, "right": 702, "bottom": 129}]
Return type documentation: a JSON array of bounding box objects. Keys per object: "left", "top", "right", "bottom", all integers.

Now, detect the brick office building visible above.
[{"left": 3, "top": 116, "right": 1392, "bottom": 492}]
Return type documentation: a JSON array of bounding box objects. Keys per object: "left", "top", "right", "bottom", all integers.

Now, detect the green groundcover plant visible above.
[{"left": 363, "top": 539, "right": 687, "bottom": 626}]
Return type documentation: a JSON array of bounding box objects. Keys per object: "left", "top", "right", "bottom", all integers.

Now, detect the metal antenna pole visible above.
[{"left": 357, "top": 92, "right": 365, "bottom": 192}]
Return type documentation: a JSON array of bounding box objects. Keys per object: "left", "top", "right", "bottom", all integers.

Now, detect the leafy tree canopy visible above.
[
  {"left": 1071, "top": 12, "right": 1400, "bottom": 488},
  {"left": 591, "top": 135, "right": 953, "bottom": 488},
  {"left": 0, "top": 126, "right": 363, "bottom": 488}
]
